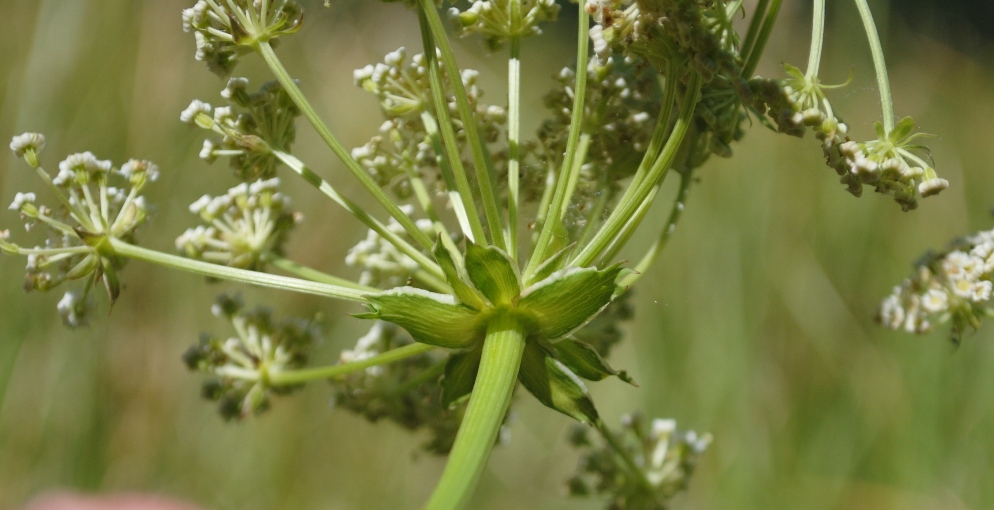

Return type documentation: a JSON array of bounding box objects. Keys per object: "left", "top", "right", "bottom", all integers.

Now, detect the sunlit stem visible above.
[
  {"left": 507, "top": 32, "right": 522, "bottom": 260},
  {"left": 399, "top": 148, "right": 461, "bottom": 264},
  {"left": 740, "top": 0, "right": 769, "bottom": 62},
  {"left": 421, "top": 111, "right": 475, "bottom": 251},
  {"left": 417, "top": 9, "right": 488, "bottom": 246},
  {"left": 524, "top": 135, "right": 590, "bottom": 287},
  {"left": 270, "top": 149, "right": 447, "bottom": 284},
  {"left": 806, "top": 0, "right": 826, "bottom": 79},
  {"left": 109, "top": 238, "right": 367, "bottom": 303},
  {"left": 254, "top": 41, "right": 437, "bottom": 254},
  {"left": 531, "top": 148, "right": 558, "bottom": 241},
  {"left": 524, "top": 2, "right": 590, "bottom": 278},
  {"left": 261, "top": 254, "right": 377, "bottom": 292},
  {"left": 602, "top": 63, "right": 679, "bottom": 230},
  {"left": 573, "top": 73, "right": 702, "bottom": 268},
  {"left": 619, "top": 170, "right": 693, "bottom": 287},
  {"left": 425, "top": 311, "right": 527, "bottom": 510},
  {"left": 418, "top": 0, "right": 506, "bottom": 250},
  {"left": 599, "top": 185, "right": 660, "bottom": 266},
  {"left": 852, "top": 0, "right": 895, "bottom": 132},
  {"left": 741, "top": 0, "right": 782, "bottom": 78},
  {"left": 267, "top": 342, "right": 435, "bottom": 386}
]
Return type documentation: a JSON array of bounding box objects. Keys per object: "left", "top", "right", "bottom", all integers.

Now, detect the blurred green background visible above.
[{"left": 1, "top": 1, "right": 993, "bottom": 509}]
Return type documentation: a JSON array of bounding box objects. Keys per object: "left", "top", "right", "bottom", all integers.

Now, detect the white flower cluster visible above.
[
  {"left": 752, "top": 66, "right": 947, "bottom": 211},
  {"left": 185, "top": 78, "right": 300, "bottom": 181},
  {"left": 448, "top": 0, "right": 560, "bottom": 50},
  {"left": 353, "top": 48, "right": 507, "bottom": 199},
  {"left": 345, "top": 205, "right": 434, "bottom": 288},
  {"left": 354, "top": 47, "right": 503, "bottom": 121},
  {"left": 182, "top": 0, "right": 302, "bottom": 76},
  {"left": 332, "top": 320, "right": 464, "bottom": 455},
  {"left": 641, "top": 416, "right": 712, "bottom": 495},
  {"left": 880, "top": 229, "right": 994, "bottom": 339},
  {"left": 183, "top": 294, "right": 317, "bottom": 421},
  {"left": 4, "top": 133, "right": 158, "bottom": 327},
  {"left": 566, "top": 413, "right": 712, "bottom": 507},
  {"left": 177, "top": 178, "right": 300, "bottom": 270}
]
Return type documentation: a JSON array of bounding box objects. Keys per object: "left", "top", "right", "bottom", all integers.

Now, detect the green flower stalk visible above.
[{"left": 1, "top": 0, "right": 951, "bottom": 508}]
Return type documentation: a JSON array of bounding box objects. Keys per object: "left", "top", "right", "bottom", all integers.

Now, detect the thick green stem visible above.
[
  {"left": 109, "top": 239, "right": 367, "bottom": 303},
  {"left": 852, "top": 0, "right": 895, "bottom": 132},
  {"left": 267, "top": 342, "right": 434, "bottom": 386},
  {"left": 524, "top": 2, "right": 590, "bottom": 278},
  {"left": 424, "top": 312, "right": 527, "bottom": 510},
  {"left": 254, "top": 41, "right": 437, "bottom": 253}
]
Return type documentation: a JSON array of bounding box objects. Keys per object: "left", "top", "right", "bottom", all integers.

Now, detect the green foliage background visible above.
[{"left": 1, "top": 1, "right": 993, "bottom": 508}]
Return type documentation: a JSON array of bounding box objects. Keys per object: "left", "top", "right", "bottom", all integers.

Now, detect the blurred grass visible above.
[{"left": 1, "top": 1, "right": 993, "bottom": 509}]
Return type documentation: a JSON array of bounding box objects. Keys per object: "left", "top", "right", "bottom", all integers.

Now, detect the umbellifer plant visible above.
[{"left": 2, "top": 0, "right": 950, "bottom": 508}]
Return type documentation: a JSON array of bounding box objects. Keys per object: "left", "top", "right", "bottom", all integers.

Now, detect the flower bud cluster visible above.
[
  {"left": 176, "top": 178, "right": 300, "bottom": 270},
  {"left": 182, "top": 294, "right": 319, "bottom": 421},
  {"left": 345, "top": 205, "right": 434, "bottom": 287},
  {"left": 182, "top": 0, "right": 303, "bottom": 76},
  {"left": 185, "top": 78, "right": 301, "bottom": 181},
  {"left": 566, "top": 414, "right": 712, "bottom": 509},
  {"left": 353, "top": 48, "right": 507, "bottom": 199},
  {"left": 751, "top": 67, "right": 946, "bottom": 211},
  {"left": 879, "top": 228, "right": 994, "bottom": 342},
  {"left": 4, "top": 133, "right": 157, "bottom": 328},
  {"left": 332, "top": 321, "right": 463, "bottom": 454},
  {"left": 448, "top": 0, "right": 560, "bottom": 51},
  {"left": 586, "top": 0, "right": 743, "bottom": 81}
]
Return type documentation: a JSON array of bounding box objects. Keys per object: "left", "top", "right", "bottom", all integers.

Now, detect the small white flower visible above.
[
  {"left": 181, "top": 99, "right": 212, "bottom": 124},
  {"left": 10, "top": 132, "right": 46, "bottom": 158},
  {"left": 950, "top": 277, "right": 975, "bottom": 299},
  {"left": 8, "top": 192, "right": 37, "bottom": 212},
  {"left": 188, "top": 195, "right": 212, "bottom": 215},
  {"left": 221, "top": 77, "right": 250, "bottom": 100},
  {"left": 879, "top": 293, "right": 905, "bottom": 330},
  {"left": 918, "top": 178, "right": 949, "bottom": 198},
  {"left": 120, "top": 159, "right": 160, "bottom": 182},
  {"left": 57, "top": 290, "right": 91, "bottom": 328},
  {"left": 970, "top": 280, "right": 992, "bottom": 302},
  {"left": 199, "top": 139, "right": 219, "bottom": 163},
  {"left": 943, "top": 251, "right": 972, "bottom": 279},
  {"left": 921, "top": 288, "right": 949, "bottom": 313}
]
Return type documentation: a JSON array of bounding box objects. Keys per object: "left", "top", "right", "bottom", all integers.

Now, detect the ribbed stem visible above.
[
  {"left": 109, "top": 239, "right": 367, "bottom": 303},
  {"left": 424, "top": 312, "right": 527, "bottom": 510}
]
